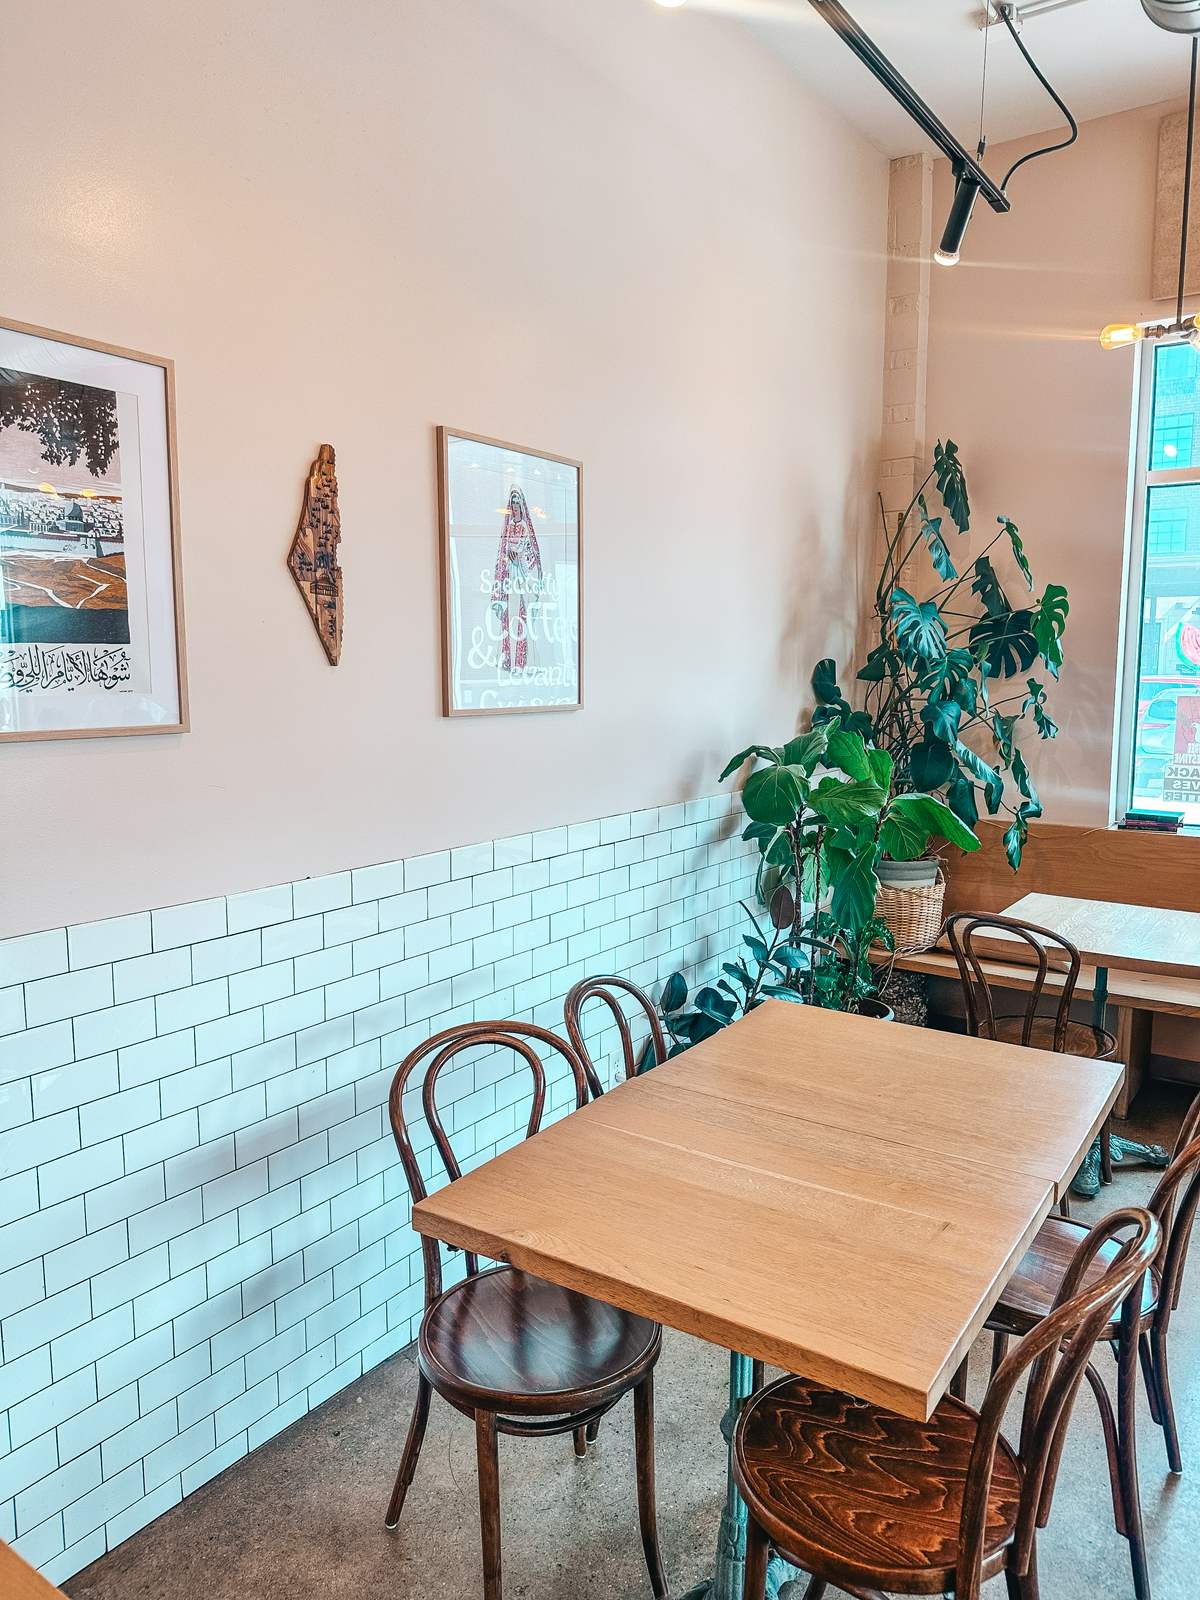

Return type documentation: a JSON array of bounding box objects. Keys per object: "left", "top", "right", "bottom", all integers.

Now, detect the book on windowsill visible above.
[{"left": 1119, "top": 809, "right": 1184, "bottom": 832}]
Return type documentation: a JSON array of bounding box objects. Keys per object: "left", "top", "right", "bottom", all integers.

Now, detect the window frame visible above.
[{"left": 1113, "top": 333, "right": 1200, "bottom": 821}]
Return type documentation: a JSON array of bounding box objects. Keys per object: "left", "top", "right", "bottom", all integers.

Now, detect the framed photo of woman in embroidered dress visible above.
[{"left": 437, "top": 427, "right": 582, "bottom": 717}]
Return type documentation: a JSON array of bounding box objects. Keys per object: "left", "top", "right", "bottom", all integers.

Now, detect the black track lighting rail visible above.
[{"left": 808, "top": 0, "right": 1012, "bottom": 214}]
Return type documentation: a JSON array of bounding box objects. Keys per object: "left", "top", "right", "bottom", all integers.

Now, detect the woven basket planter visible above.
[{"left": 873, "top": 867, "right": 946, "bottom": 954}]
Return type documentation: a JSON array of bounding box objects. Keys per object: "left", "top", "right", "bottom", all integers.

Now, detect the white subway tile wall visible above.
[{"left": 0, "top": 796, "right": 756, "bottom": 1585}]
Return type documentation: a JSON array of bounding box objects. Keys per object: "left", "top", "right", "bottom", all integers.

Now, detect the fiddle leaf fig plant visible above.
[
  {"left": 652, "top": 723, "right": 981, "bottom": 1055},
  {"left": 812, "top": 441, "right": 1068, "bottom": 871}
]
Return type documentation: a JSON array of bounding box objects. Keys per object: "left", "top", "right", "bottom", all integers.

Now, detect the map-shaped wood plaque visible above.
[{"left": 288, "top": 442, "right": 343, "bottom": 665}]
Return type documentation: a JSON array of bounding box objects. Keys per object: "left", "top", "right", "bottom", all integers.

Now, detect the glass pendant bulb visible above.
[{"left": 1099, "top": 323, "right": 1145, "bottom": 351}]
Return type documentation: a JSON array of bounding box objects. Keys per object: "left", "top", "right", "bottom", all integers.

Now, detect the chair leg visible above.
[
  {"left": 1006, "top": 1540, "right": 1041, "bottom": 1600},
  {"left": 751, "top": 1360, "right": 765, "bottom": 1394},
  {"left": 586, "top": 1418, "right": 601, "bottom": 1443},
  {"left": 573, "top": 1427, "right": 587, "bottom": 1457},
  {"left": 744, "top": 1518, "right": 771, "bottom": 1600},
  {"left": 992, "top": 1328, "right": 1010, "bottom": 1378},
  {"left": 949, "top": 1355, "right": 969, "bottom": 1401},
  {"left": 1101, "top": 1120, "right": 1114, "bottom": 1186},
  {"left": 384, "top": 1369, "right": 432, "bottom": 1529},
  {"left": 475, "top": 1410, "right": 503, "bottom": 1600},
  {"left": 1139, "top": 1333, "right": 1164, "bottom": 1427},
  {"left": 1152, "top": 1329, "right": 1183, "bottom": 1474},
  {"left": 1084, "top": 1360, "right": 1127, "bottom": 1537},
  {"left": 1117, "top": 1328, "right": 1153, "bottom": 1600},
  {"left": 634, "top": 1376, "right": 668, "bottom": 1599}
]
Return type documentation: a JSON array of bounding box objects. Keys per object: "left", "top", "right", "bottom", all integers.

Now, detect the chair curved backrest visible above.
[
  {"left": 954, "top": 1205, "right": 1160, "bottom": 1600},
  {"left": 563, "top": 976, "right": 668, "bottom": 1094},
  {"left": 944, "top": 911, "right": 1083, "bottom": 1051},
  {"left": 1148, "top": 1092, "right": 1200, "bottom": 1325},
  {"left": 387, "top": 1020, "right": 590, "bottom": 1305}
]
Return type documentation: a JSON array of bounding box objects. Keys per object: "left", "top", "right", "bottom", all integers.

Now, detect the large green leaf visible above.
[
  {"left": 660, "top": 973, "right": 688, "bottom": 1013},
  {"left": 992, "top": 712, "right": 1016, "bottom": 764},
  {"left": 720, "top": 744, "right": 782, "bottom": 782},
  {"left": 867, "top": 747, "right": 894, "bottom": 793},
  {"left": 908, "top": 738, "right": 955, "bottom": 792},
  {"left": 742, "top": 764, "right": 804, "bottom": 827},
  {"left": 971, "top": 555, "right": 1010, "bottom": 619},
  {"left": 1011, "top": 748, "right": 1039, "bottom": 805},
  {"left": 934, "top": 439, "right": 971, "bottom": 533},
  {"left": 1004, "top": 814, "right": 1026, "bottom": 872},
  {"left": 919, "top": 647, "right": 975, "bottom": 697},
  {"left": 826, "top": 839, "right": 882, "bottom": 932},
  {"left": 921, "top": 696, "right": 963, "bottom": 744},
  {"left": 918, "top": 503, "right": 957, "bottom": 581},
  {"left": 885, "top": 793, "right": 980, "bottom": 854},
  {"left": 1033, "top": 584, "right": 1069, "bottom": 679},
  {"left": 1000, "top": 517, "right": 1034, "bottom": 591},
  {"left": 970, "top": 609, "right": 1039, "bottom": 679},
  {"left": 823, "top": 727, "right": 872, "bottom": 782},
  {"left": 857, "top": 644, "right": 897, "bottom": 684},
  {"left": 806, "top": 776, "right": 886, "bottom": 828},
  {"left": 1024, "top": 678, "right": 1059, "bottom": 740},
  {"left": 954, "top": 740, "right": 1005, "bottom": 814},
  {"left": 891, "top": 588, "right": 947, "bottom": 665},
  {"left": 811, "top": 659, "right": 847, "bottom": 708},
  {"left": 781, "top": 726, "right": 830, "bottom": 774},
  {"left": 946, "top": 771, "right": 980, "bottom": 829}
]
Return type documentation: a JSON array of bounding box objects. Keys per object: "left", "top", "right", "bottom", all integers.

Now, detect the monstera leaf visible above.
[
  {"left": 909, "top": 738, "right": 956, "bottom": 792},
  {"left": 1000, "top": 517, "right": 1034, "bottom": 591},
  {"left": 891, "top": 588, "right": 947, "bottom": 665},
  {"left": 1033, "top": 584, "right": 1069, "bottom": 679},
  {"left": 812, "top": 658, "right": 849, "bottom": 710},
  {"left": 918, "top": 499, "right": 957, "bottom": 581},
  {"left": 971, "top": 556, "right": 1010, "bottom": 619},
  {"left": 921, "top": 697, "right": 963, "bottom": 744},
  {"left": 1024, "top": 678, "right": 1059, "bottom": 739},
  {"left": 946, "top": 770, "right": 980, "bottom": 829},
  {"left": 934, "top": 439, "right": 971, "bottom": 532},
  {"left": 954, "top": 740, "right": 1005, "bottom": 814},
  {"left": 970, "top": 609, "right": 1039, "bottom": 679}
]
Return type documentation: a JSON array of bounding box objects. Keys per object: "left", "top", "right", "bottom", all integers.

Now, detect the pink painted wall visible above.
[
  {"left": 927, "top": 100, "right": 1174, "bottom": 825},
  {"left": 0, "top": 0, "right": 887, "bottom": 939}
]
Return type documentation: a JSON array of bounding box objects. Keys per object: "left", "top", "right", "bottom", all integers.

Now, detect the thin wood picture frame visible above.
[
  {"left": 0, "top": 316, "right": 188, "bottom": 741},
  {"left": 437, "top": 426, "right": 583, "bottom": 718}
]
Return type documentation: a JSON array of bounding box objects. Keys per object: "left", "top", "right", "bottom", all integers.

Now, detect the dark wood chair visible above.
[
  {"left": 986, "top": 1095, "right": 1200, "bottom": 1600},
  {"left": 732, "top": 1206, "right": 1160, "bottom": 1600},
  {"left": 945, "top": 911, "right": 1119, "bottom": 1185},
  {"left": 563, "top": 975, "right": 668, "bottom": 1092},
  {"left": 383, "top": 1020, "right": 668, "bottom": 1600}
]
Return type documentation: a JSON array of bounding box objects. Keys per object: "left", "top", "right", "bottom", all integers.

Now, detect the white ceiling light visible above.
[{"left": 1143, "top": 1, "right": 1200, "bottom": 33}]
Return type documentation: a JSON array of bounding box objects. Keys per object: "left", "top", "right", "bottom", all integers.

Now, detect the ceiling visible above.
[{"left": 727, "top": 0, "right": 1195, "bottom": 156}]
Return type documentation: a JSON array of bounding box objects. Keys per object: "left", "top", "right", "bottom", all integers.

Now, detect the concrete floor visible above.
[{"left": 66, "top": 1085, "right": 1200, "bottom": 1600}]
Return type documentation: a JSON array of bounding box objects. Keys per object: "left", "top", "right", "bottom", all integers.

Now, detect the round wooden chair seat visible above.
[
  {"left": 991, "top": 1015, "right": 1117, "bottom": 1060},
  {"left": 990, "top": 1216, "right": 1158, "bottom": 1337},
  {"left": 732, "top": 1376, "right": 1023, "bottom": 1595},
  {"left": 417, "top": 1265, "right": 660, "bottom": 1415}
]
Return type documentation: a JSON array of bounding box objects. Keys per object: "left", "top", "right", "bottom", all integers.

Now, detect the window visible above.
[{"left": 1117, "top": 338, "right": 1200, "bottom": 824}]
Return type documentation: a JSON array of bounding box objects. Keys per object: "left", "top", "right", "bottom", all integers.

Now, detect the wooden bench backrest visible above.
[{"left": 944, "top": 822, "right": 1200, "bottom": 918}]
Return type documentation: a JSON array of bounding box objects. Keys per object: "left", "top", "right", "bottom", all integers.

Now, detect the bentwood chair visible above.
[
  {"left": 383, "top": 1020, "right": 667, "bottom": 1600},
  {"left": 563, "top": 975, "right": 668, "bottom": 1091},
  {"left": 732, "top": 1207, "right": 1160, "bottom": 1600},
  {"left": 945, "top": 912, "right": 1119, "bottom": 1186},
  {"left": 986, "top": 1096, "right": 1200, "bottom": 1600}
]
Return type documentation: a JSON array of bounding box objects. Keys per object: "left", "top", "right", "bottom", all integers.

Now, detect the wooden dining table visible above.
[
  {"left": 0, "top": 1540, "right": 66, "bottom": 1599},
  {"left": 413, "top": 1000, "right": 1123, "bottom": 1600}
]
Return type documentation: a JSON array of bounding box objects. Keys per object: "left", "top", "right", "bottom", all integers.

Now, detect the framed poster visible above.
[
  {"left": 0, "top": 318, "right": 187, "bottom": 740},
  {"left": 438, "top": 427, "right": 582, "bottom": 716}
]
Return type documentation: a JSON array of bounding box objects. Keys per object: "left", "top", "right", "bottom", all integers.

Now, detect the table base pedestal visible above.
[{"left": 681, "top": 1352, "right": 805, "bottom": 1600}]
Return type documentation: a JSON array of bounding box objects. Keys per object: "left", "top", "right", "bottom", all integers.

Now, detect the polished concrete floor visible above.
[{"left": 66, "top": 1084, "right": 1199, "bottom": 1600}]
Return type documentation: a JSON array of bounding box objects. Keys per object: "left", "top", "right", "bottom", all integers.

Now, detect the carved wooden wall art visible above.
[{"left": 288, "top": 442, "right": 343, "bottom": 665}]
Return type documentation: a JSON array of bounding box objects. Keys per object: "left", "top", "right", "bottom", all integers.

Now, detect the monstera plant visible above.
[
  {"left": 811, "top": 441, "right": 1068, "bottom": 870},
  {"left": 652, "top": 720, "right": 980, "bottom": 1054}
]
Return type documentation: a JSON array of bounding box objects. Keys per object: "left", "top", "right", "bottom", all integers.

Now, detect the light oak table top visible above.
[
  {"left": 413, "top": 1002, "right": 1121, "bottom": 1421},
  {"left": 1001, "top": 892, "right": 1200, "bottom": 981},
  {"left": 0, "top": 1541, "right": 66, "bottom": 1599}
]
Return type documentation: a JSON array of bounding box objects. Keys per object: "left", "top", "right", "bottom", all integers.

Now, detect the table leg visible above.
[
  {"left": 681, "top": 1352, "right": 802, "bottom": 1600},
  {"left": 1071, "top": 966, "right": 1169, "bottom": 1198}
]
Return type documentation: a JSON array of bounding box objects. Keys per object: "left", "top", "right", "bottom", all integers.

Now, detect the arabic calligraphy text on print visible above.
[
  {"left": 0, "top": 321, "right": 185, "bottom": 738},
  {"left": 441, "top": 430, "right": 581, "bottom": 716}
]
